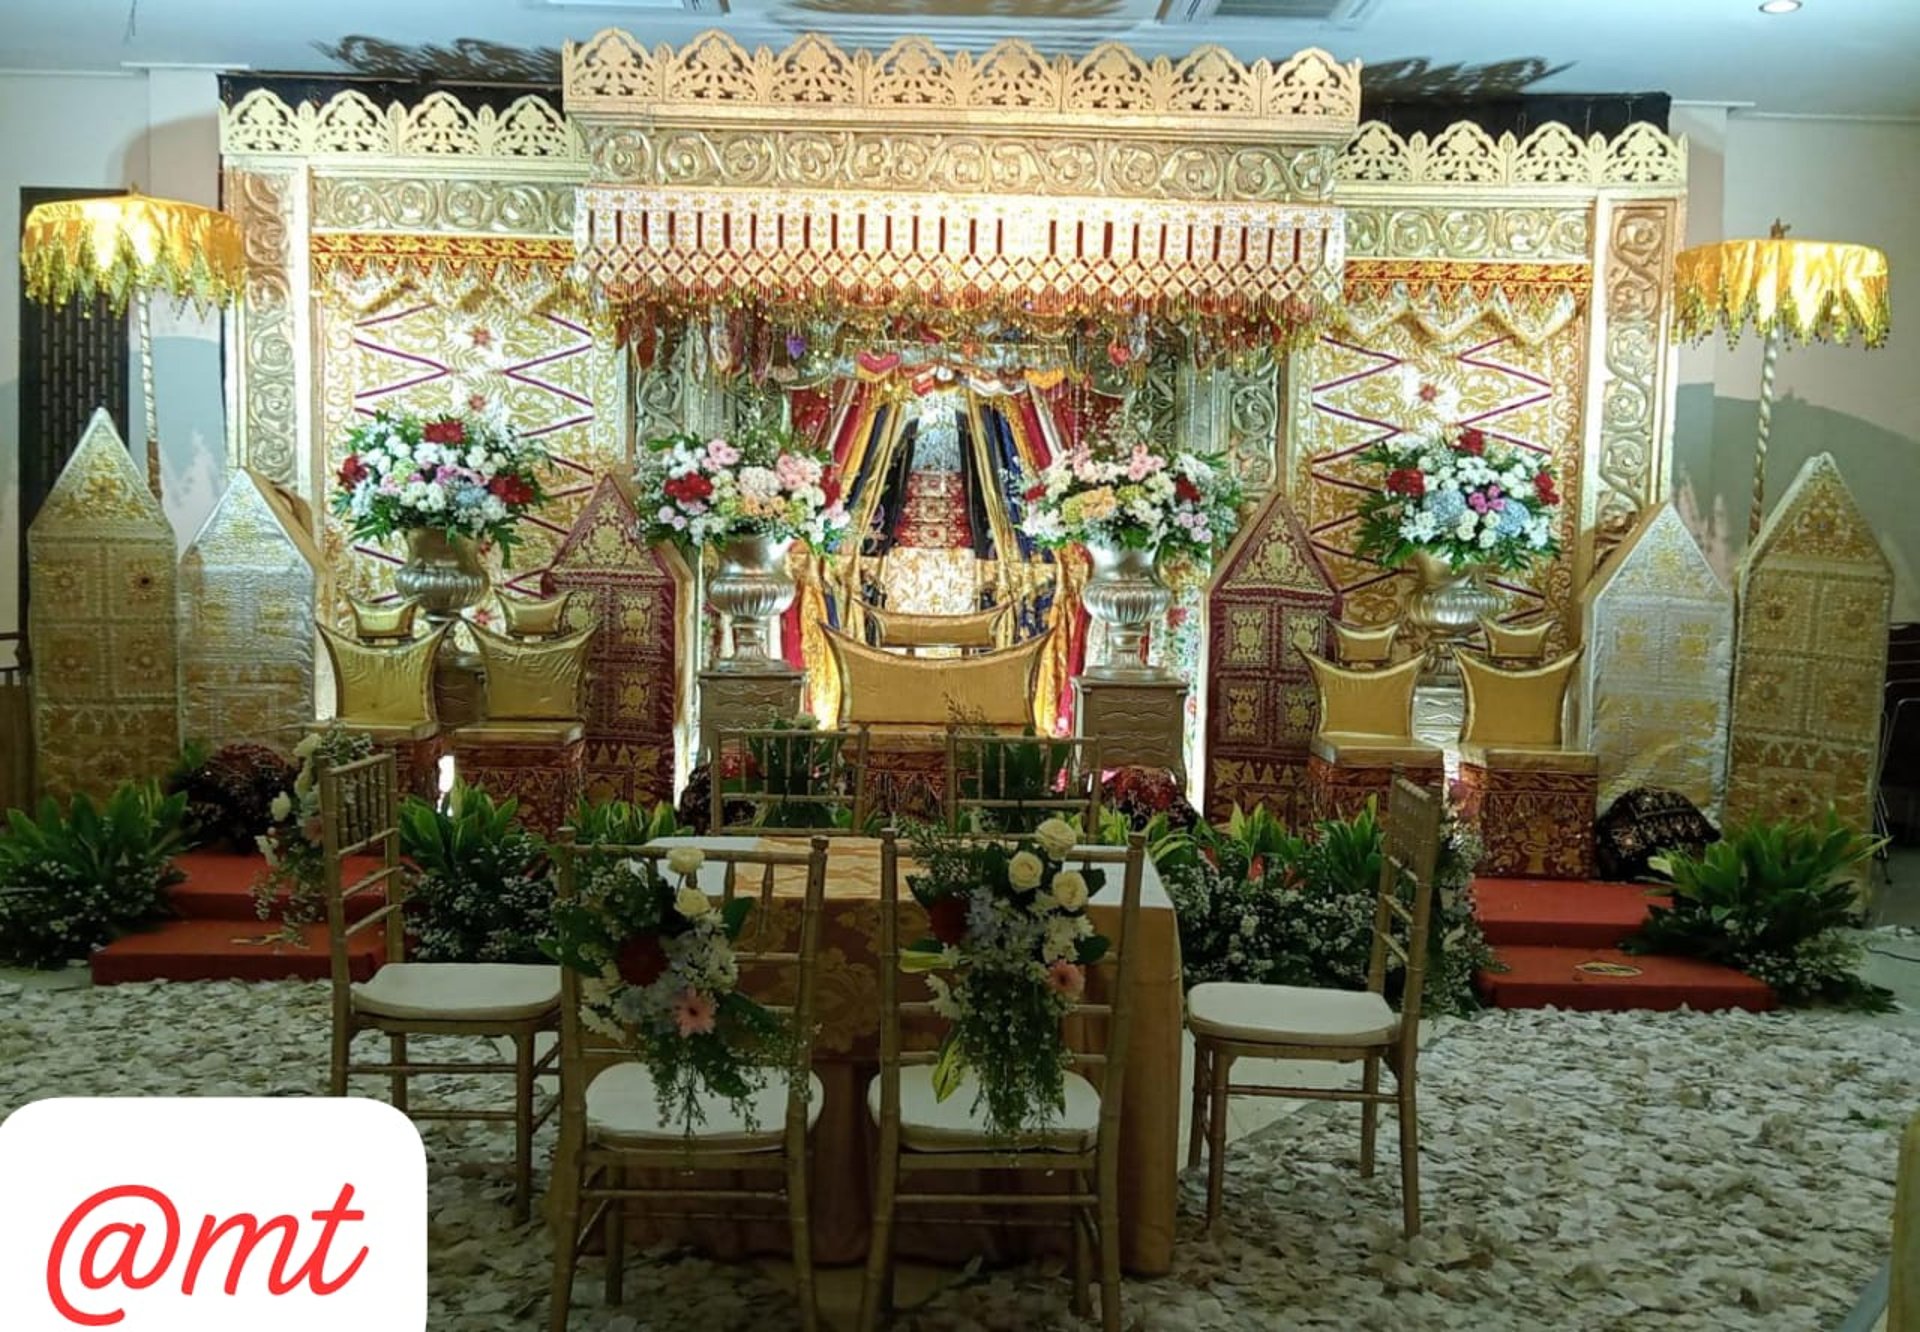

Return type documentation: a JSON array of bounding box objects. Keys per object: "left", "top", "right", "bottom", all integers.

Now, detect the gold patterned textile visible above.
[
  {"left": 27, "top": 409, "right": 179, "bottom": 799},
  {"left": 618, "top": 836, "right": 1183, "bottom": 1276},
  {"left": 497, "top": 590, "right": 575, "bottom": 639},
  {"left": 348, "top": 598, "right": 416, "bottom": 642},
  {"left": 826, "top": 626, "right": 1045, "bottom": 728},
  {"left": 866, "top": 603, "right": 1010, "bottom": 650},
  {"left": 1308, "top": 732, "right": 1442, "bottom": 768},
  {"left": 1576, "top": 503, "right": 1732, "bottom": 817},
  {"left": 1303, "top": 652, "right": 1422, "bottom": 739},
  {"left": 21, "top": 191, "right": 245, "bottom": 315},
  {"left": 1726, "top": 454, "right": 1892, "bottom": 830},
  {"left": 1452, "top": 756, "right": 1597, "bottom": 880},
  {"left": 178, "top": 470, "right": 317, "bottom": 751},
  {"left": 470, "top": 623, "right": 594, "bottom": 721},
  {"left": 317, "top": 623, "right": 446, "bottom": 731},
  {"left": 312, "top": 233, "right": 579, "bottom": 318},
  {"left": 1675, "top": 236, "right": 1890, "bottom": 349},
  {"left": 1459, "top": 650, "right": 1582, "bottom": 748},
  {"left": 1330, "top": 620, "right": 1397, "bottom": 667},
  {"left": 1339, "top": 259, "right": 1587, "bottom": 346}
]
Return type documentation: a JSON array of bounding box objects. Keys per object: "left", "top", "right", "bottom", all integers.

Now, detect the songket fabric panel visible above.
[
  {"left": 1203, "top": 491, "right": 1339, "bottom": 825},
  {"left": 178, "top": 471, "right": 319, "bottom": 752},
  {"left": 1577, "top": 503, "right": 1732, "bottom": 819},
  {"left": 1726, "top": 455, "right": 1892, "bottom": 831},
  {"left": 28, "top": 410, "right": 179, "bottom": 799}
]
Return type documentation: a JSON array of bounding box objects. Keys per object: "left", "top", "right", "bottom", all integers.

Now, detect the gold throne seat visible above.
[
  {"left": 1453, "top": 649, "right": 1598, "bottom": 879},
  {"left": 863, "top": 601, "right": 1014, "bottom": 653},
  {"left": 823, "top": 625, "right": 1047, "bottom": 732}
]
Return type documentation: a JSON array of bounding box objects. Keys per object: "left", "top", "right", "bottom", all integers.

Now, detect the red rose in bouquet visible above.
[
  {"left": 1174, "top": 476, "right": 1203, "bottom": 504},
  {"left": 822, "top": 469, "right": 842, "bottom": 506},
  {"left": 1456, "top": 427, "right": 1486, "bottom": 456},
  {"left": 423, "top": 418, "right": 467, "bottom": 445},
  {"left": 337, "top": 455, "right": 368, "bottom": 487},
  {"left": 664, "top": 472, "right": 715, "bottom": 504},
  {"left": 1533, "top": 471, "right": 1561, "bottom": 506},
  {"left": 616, "top": 933, "right": 668, "bottom": 987},
  {"left": 1386, "top": 467, "right": 1426, "bottom": 498},
  {"left": 927, "top": 895, "right": 970, "bottom": 947},
  {"left": 1024, "top": 483, "right": 1048, "bottom": 503},
  {"left": 488, "top": 474, "right": 535, "bottom": 506}
]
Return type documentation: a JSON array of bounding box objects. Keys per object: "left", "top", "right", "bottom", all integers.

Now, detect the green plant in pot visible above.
[
  {"left": 399, "top": 782, "right": 552, "bottom": 965},
  {"left": 1625, "top": 808, "right": 1890, "bottom": 1010}
]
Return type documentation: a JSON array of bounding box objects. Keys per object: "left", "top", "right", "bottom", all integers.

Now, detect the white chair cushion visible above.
[
  {"left": 586, "top": 1062, "right": 823, "bottom": 1151},
  {"left": 866, "top": 1064, "right": 1100, "bottom": 1153},
  {"left": 1187, "top": 982, "right": 1398, "bottom": 1047},
  {"left": 351, "top": 963, "right": 560, "bottom": 1023}
]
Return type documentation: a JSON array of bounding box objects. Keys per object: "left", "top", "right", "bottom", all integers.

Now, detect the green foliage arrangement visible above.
[
  {"left": 953, "top": 730, "right": 1082, "bottom": 835},
  {"left": 399, "top": 783, "right": 553, "bottom": 965},
  {"left": 0, "top": 782, "right": 190, "bottom": 968},
  {"left": 1626, "top": 809, "right": 1889, "bottom": 1010}
]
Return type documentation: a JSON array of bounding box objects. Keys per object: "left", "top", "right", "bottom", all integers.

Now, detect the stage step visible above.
[
  {"left": 1472, "top": 877, "right": 1669, "bottom": 949},
  {"left": 90, "top": 919, "right": 382, "bottom": 986},
  {"left": 166, "top": 851, "right": 388, "bottom": 922},
  {"left": 1477, "top": 945, "right": 1776, "bottom": 1013}
]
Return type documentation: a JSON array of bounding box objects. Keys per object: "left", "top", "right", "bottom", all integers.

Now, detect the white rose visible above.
[
  {"left": 1008, "top": 851, "right": 1044, "bottom": 891},
  {"left": 666, "top": 847, "right": 705, "bottom": 878},
  {"left": 1051, "top": 869, "right": 1090, "bottom": 912},
  {"left": 1034, "top": 818, "right": 1079, "bottom": 860},
  {"left": 675, "top": 885, "right": 712, "bottom": 919},
  {"left": 269, "top": 792, "right": 293, "bottom": 823}
]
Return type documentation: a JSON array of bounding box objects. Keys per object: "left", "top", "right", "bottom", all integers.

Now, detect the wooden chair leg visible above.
[
  {"left": 1204, "top": 1049, "right": 1232, "bottom": 1231},
  {"left": 388, "top": 1033, "right": 409, "bottom": 1113},
  {"left": 860, "top": 1130, "right": 901, "bottom": 1331},
  {"left": 1359, "top": 1054, "right": 1381, "bottom": 1179},
  {"left": 1070, "top": 1192, "right": 1092, "bottom": 1318},
  {"left": 787, "top": 1146, "right": 817, "bottom": 1332},
  {"left": 1186, "top": 1040, "right": 1210, "bottom": 1171},
  {"left": 1398, "top": 1074, "right": 1421, "bottom": 1238},
  {"left": 1097, "top": 1147, "right": 1123, "bottom": 1332},
  {"left": 548, "top": 1134, "right": 583, "bottom": 1332},
  {"left": 329, "top": 1020, "right": 350, "bottom": 1098},
  {"left": 514, "top": 1031, "right": 537, "bottom": 1226},
  {"left": 604, "top": 1164, "right": 625, "bottom": 1306}
]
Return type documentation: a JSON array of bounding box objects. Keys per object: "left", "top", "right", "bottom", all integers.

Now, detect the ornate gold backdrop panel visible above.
[
  {"left": 1294, "top": 316, "right": 1585, "bottom": 638},
  {"left": 178, "top": 471, "right": 319, "bottom": 752},
  {"left": 1726, "top": 455, "right": 1892, "bottom": 831},
  {"left": 1576, "top": 503, "right": 1732, "bottom": 818},
  {"left": 28, "top": 409, "right": 180, "bottom": 799},
  {"left": 315, "top": 293, "right": 622, "bottom": 615}
]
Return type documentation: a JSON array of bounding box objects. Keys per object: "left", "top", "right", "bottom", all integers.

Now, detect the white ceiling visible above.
[{"left": 2, "top": 0, "right": 1917, "bottom": 116}]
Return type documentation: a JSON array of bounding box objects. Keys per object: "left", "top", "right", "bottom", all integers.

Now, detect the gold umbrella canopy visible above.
[
  {"left": 1672, "top": 222, "right": 1891, "bottom": 541},
  {"left": 20, "top": 191, "right": 247, "bottom": 499}
]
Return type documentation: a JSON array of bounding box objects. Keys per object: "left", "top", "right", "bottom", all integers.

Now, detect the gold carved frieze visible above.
[
  {"left": 311, "top": 176, "right": 575, "bottom": 235},
  {"left": 1338, "top": 120, "right": 1686, "bottom": 191},
  {"left": 221, "top": 88, "right": 583, "bottom": 174},
  {"left": 312, "top": 232, "right": 579, "bottom": 316},
  {"left": 225, "top": 167, "right": 304, "bottom": 486},
  {"left": 1343, "top": 207, "right": 1590, "bottom": 263}
]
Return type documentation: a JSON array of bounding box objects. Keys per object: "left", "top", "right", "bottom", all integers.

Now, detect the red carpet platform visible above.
[
  {"left": 91, "top": 851, "right": 388, "bottom": 986},
  {"left": 1472, "top": 877, "right": 1775, "bottom": 1013}
]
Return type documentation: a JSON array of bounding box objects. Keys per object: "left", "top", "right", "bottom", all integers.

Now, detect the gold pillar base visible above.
[
  {"left": 1074, "top": 676, "right": 1187, "bottom": 787},
  {"left": 698, "top": 667, "right": 806, "bottom": 761}
]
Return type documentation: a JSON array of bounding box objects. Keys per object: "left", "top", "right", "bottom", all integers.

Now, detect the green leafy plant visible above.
[
  {"left": 569, "top": 797, "right": 686, "bottom": 847},
  {"left": 1626, "top": 809, "right": 1889, "bottom": 1010},
  {"left": 399, "top": 782, "right": 552, "bottom": 964},
  {"left": 0, "top": 782, "right": 190, "bottom": 967},
  {"left": 952, "top": 729, "right": 1080, "bottom": 835}
]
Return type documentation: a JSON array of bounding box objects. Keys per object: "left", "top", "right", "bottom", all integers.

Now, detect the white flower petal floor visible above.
[{"left": 0, "top": 978, "right": 1912, "bottom": 1331}]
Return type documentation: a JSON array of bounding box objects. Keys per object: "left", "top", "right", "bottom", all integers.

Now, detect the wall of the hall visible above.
[
  {"left": 1672, "top": 108, "right": 1920, "bottom": 618},
  {"left": 0, "top": 69, "right": 225, "bottom": 669}
]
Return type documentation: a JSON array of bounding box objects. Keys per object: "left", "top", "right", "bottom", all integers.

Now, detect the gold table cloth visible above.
[{"left": 609, "top": 835, "right": 1184, "bottom": 1276}]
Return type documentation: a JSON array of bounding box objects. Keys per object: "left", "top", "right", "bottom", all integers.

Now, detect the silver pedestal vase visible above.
[
  {"left": 709, "top": 532, "right": 797, "bottom": 673},
  {"left": 1405, "top": 548, "right": 1504, "bottom": 681},
  {"left": 1081, "top": 541, "right": 1172, "bottom": 682},
  {"left": 394, "top": 528, "right": 489, "bottom": 631}
]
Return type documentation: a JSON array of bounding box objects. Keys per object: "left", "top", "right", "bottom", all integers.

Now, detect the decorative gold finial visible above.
[{"left": 1769, "top": 219, "right": 1790, "bottom": 239}]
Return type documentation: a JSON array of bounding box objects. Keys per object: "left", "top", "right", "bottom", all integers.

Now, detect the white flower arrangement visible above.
[
  {"left": 1015, "top": 418, "right": 1240, "bottom": 562},
  {"left": 1354, "top": 425, "right": 1564, "bottom": 573},
  {"left": 637, "top": 426, "right": 851, "bottom": 553}
]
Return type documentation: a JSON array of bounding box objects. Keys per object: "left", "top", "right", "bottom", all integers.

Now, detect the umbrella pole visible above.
[
  {"left": 135, "top": 286, "right": 161, "bottom": 504},
  {"left": 1748, "top": 322, "right": 1782, "bottom": 545}
]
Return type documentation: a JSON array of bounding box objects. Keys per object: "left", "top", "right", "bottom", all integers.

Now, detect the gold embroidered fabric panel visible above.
[
  {"left": 28, "top": 410, "right": 179, "bottom": 799},
  {"left": 178, "top": 471, "right": 318, "bottom": 752},
  {"left": 1726, "top": 455, "right": 1892, "bottom": 831},
  {"left": 1577, "top": 503, "right": 1731, "bottom": 818}
]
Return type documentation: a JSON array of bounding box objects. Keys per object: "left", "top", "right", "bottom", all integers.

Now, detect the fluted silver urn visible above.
[
  {"left": 394, "top": 527, "right": 488, "bottom": 629},
  {"left": 1405, "top": 548, "right": 1505, "bottom": 681},
  {"left": 1081, "top": 541, "right": 1172, "bottom": 681},
  {"left": 710, "top": 532, "right": 797, "bottom": 673}
]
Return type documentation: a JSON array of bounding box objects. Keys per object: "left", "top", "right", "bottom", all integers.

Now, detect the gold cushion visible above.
[
  {"left": 348, "top": 598, "right": 417, "bottom": 643},
  {"left": 866, "top": 602, "right": 1010, "bottom": 649},
  {"left": 497, "top": 590, "right": 574, "bottom": 638},
  {"left": 1459, "top": 743, "right": 1599, "bottom": 775},
  {"left": 1480, "top": 617, "right": 1553, "bottom": 664},
  {"left": 1304, "top": 652, "right": 1422, "bottom": 740},
  {"left": 1331, "top": 620, "right": 1398, "bottom": 667},
  {"left": 318, "top": 622, "right": 445, "bottom": 728},
  {"left": 826, "top": 626, "right": 1046, "bottom": 728},
  {"left": 1459, "top": 649, "right": 1583, "bottom": 747},
  {"left": 453, "top": 720, "right": 585, "bottom": 747},
  {"left": 472, "top": 622, "right": 594, "bottom": 721},
  {"left": 1310, "top": 731, "right": 1444, "bottom": 769}
]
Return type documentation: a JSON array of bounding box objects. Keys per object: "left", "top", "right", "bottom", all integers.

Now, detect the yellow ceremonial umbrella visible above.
[
  {"left": 20, "top": 190, "right": 246, "bottom": 501},
  {"left": 1673, "top": 220, "right": 1890, "bottom": 541}
]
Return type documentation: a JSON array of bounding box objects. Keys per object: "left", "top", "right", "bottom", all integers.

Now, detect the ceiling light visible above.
[{"left": 1758, "top": 0, "right": 1802, "bottom": 13}]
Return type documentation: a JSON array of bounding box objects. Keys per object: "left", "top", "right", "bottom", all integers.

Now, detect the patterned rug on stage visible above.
[{"left": 0, "top": 980, "right": 1909, "bottom": 1330}]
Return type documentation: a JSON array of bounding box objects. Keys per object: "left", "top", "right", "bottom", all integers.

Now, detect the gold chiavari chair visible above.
[
  {"left": 1185, "top": 775, "right": 1444, "bottom": 1237},
  {"left": 863, "top": 830, "right": 1146, "bottom": 1332},
  {"left": 944, "top": 729, "right": 1104, "bottom": 835},
  {"left": 710, "top": 724, "right": 873, "bottom": 834},
  {"left": 547, "top": 835, "right": 831, "bottom": 1332},
  {"left": 318, "top": 751, "right": 562, "bottom": 1223}
]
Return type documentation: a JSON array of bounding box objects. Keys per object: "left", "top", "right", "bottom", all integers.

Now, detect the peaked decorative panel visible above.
[
  {"left": 1726, "top": 455, "right": 1892, "bottom": 831},
  {"left": 178, "top": 470, "right": 319, "bottom": 752},
  {"left": 1577, "top": 502, "right": 1732, "bottom": 818},
  {"left": 1203, "top": 489, "right": 1340, "bottom": 825},
  {"left": 544, "top": 477, "right": 689, "bottom": 807},
  {"left": 28, "top": 409, "right": 179, "bottom": 799}
]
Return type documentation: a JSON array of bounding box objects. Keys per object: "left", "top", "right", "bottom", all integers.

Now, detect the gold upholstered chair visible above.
[
  {"left": 316, "top": 621, "right": 449, "bottom": 798},
  {"left": 318, "top": 749, "right": 560, "bottom": 1224},
  {"left": 1186, "top": 775, "right": 1444, "bottom": 1238},
  {"left": 1302, "top": 652, "right": 1443, "bottom": 821},
  {"left": 449, "top": 623, "right": 596, "bottom": 834},
  {"left": 347, "top": 597, "right": 418, "bottom": 644},
  {"left": 1331, "top": 620, "right": 1400, "bottom": 671},
  {"left": 865, "top": 602, "right": 1012, "bottom": 656},
  {"left": 1477, "top": 616, "right": 1553, "bottom": 668},
  {"left": 497, "top": 589, "right": 575, "bottom": 640},
  {"left": 1454, "top": 648, "right": 1598, "bottom": 879}
]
